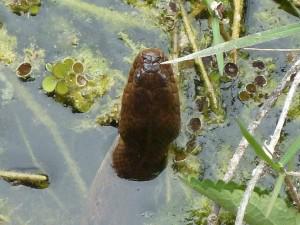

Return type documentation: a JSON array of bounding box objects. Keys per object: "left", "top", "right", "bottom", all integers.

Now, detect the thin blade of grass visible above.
[
  {"left": 202, "top": 0, "right": 224, "bottom": 75},
  {"left": 162, "top": 23, "right": 300, "bottom": 64},
  {"left": 211, "top": 17, "right": 224, "bottom": 76},
  {"left": 279, "top": 135, "right": 300, "bottom": 166},
  {"left": 236, "top": 119, "right": 282, "bottom": 172},
  {"left": 266, "top": 173, "right": 285, "bottom": 217}
]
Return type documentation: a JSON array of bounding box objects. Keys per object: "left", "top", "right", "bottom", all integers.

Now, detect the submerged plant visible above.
[
  {"left": 0, "top": 26, "right": 16, "bottom": 64},
  {"left": 42, "top": 57, "right": 113, "bottom": 112},
  {"left": 7, "top": 0, "right": 42, "bottom": 16}
]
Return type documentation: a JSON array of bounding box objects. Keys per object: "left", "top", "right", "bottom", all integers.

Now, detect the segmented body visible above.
[
  {"left": 82, "top": 49, "right": 181, "bottom": 225},
  {"left": 113, "top": 48, "right": 180, "bottom": 180}
]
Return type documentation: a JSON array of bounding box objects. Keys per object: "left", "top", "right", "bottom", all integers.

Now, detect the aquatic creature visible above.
[
  {"left": 81, "top": 48, "right": 181, "bottom": 225},
  {"left": 113, "top": 48, "right": 181, "bottom": 180}
]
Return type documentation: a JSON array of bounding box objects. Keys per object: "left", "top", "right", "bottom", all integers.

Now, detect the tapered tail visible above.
[{"left": 112, "top": 138, "right": 168, "bottom": 181}]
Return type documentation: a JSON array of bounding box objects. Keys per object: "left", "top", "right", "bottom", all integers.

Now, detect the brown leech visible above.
[{"left": 112, "top": 48, "right": 181, "bottom": 181}]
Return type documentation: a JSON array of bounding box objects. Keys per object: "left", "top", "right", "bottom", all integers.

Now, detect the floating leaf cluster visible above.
[
  {"left": 238, "top": 60, "right": 269, "bottom": 102},
  {"left": 42, "top": 57, "right": 112, "bottom": 112},
  {"left": 8, "top": 0, "right": 41, "bottom": 16}
]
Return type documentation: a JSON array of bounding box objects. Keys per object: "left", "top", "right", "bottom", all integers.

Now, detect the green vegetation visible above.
[
  {"left": 0, "top": 26, "right": 16, "bottom": 64},
  {"left": 42, "top": 57, "right": 113, "bottom": 112},
  {"left": 6, "top": 0, "right": 42, "bottom": 16},
  {"left": 184, "top": 178, "right": 300, "bottom": 225}
]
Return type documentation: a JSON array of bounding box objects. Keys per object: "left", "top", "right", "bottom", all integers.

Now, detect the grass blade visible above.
[
  {"left": 162, "top": 23, "right": 300, "bottom": 64},
  {"left": 279, "top": 135, "right": 300, "bottom": 166},
  {"left": 266, "top": 173, "right": 285, "bottom": 217},
  {"left": 203, "top": 0, "right": 224, "bottom": 75},
  {"left": 236, "top": 119, "right": 282, "bottom": 172},
  {"left": 211, "top": 17, "right": 224, "bottom": 76}
]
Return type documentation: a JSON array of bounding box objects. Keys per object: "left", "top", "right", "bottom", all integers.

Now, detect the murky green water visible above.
[{"left": 0, "top": 0, "right": 300, "bottom": 224}]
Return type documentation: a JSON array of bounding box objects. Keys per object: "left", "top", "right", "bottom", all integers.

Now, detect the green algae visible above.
[
  {"left": 96, "top": 101, "right": 120, "bottom": 126},
  {"left": 4, "top": 0, "right": 42, "bottom": 16},
  {"left": 288, "top": 93, "right": 300, "bottom": 120},
  {"left": 57, "top": 0, "right": 155, "bottom": 31},
  {"left": 49, "top": 16, "right": 80, "bottom": 48},
  {"left": 118, "top": 31, "right": 147, "bottom": 64},
  {"left": 0, "top": 26, "right": 17, "bottom": 64}
]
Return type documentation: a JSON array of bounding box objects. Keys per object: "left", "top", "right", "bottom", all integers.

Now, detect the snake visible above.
[
  {"left": 113, "top": 48, "right": 181, "bottom": 180},
  {"left": 82, "top": 48, "right": 181, "bottom": 225}
]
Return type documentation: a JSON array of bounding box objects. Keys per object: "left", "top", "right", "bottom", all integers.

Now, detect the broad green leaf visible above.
[
  {"left": 266, "top": 174, "right": 285, "bottom": 217},
  {"left": 183, "top": 177, "right": 300, "bottom": 225},
  {"left": 162, "top": 23, "right": 300, "bottom": 64},
  {"left": 237, "top": 119, "right": 282, "bottom": 172},
  {"left": 279, "top": 135, "right": 300, "bottom": 166}
]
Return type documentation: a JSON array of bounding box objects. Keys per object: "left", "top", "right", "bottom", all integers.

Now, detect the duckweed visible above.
[{"left": 42, "top": 57, "right": 113, "bottom": 112}]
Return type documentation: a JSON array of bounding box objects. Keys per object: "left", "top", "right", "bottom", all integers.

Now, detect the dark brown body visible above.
[{"left": 112, "top": 48, "right": 180, "bottom": 180}]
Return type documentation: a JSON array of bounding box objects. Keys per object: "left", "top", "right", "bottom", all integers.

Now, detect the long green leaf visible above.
[
  {"left": 183, "top": 177, "right": 300, "bottom": 225},
  {"left": 203, "top": 0, "right": 224, "bottom": 75},
  {"left": 266, "top": 173, "right": 285, "bottom": 217},
  {"left": 162, "top": 23, "right": 300, "bottom": 64},
  {"left": 279, "top": 135, "right": 300, "bottom": 166},
  {"left": 236, "top": 119, "right": 282, "bottom": 172},
  {"left": 211, "top": 17, "right": 224, "bottom": 76}
]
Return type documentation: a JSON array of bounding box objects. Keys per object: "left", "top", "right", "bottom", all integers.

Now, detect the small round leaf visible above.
[
  {"left": 29, "top": 5, "right": 40, "bottom": 16},
  {"left": 53, "top": 62, "right": 68, "bottom": 78},
  {"left": 42, "top": 75, "right": 57, "bottom": 93},
  {"left": 64, "top": 58, "right": 74, "bottom": 70},
  {"left": 72, "top": 62, "right": 84, "bottom": 74},
  {"left": 55, "top": 81, "right": 69, "bottom": 95}
]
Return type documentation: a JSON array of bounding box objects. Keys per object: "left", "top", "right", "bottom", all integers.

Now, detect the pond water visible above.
[{"left": 0, "top": 0, "right": 300, "bottom": 225}]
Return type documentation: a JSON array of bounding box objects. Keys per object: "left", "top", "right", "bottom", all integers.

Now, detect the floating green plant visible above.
[
  {"left": 187, "top": 117, "right": 202, "bottom": 134},
  {"left": 224, "top": 62, "right": 239, "bottom": 79},
  {"left": 42, "top": 75, "right": 57, "bottom": 92},
  {"left": 7, "top": 0, "right": 42, "bottom": 16},
  {"left": 16, "top": 62, "right": 32, "bottom": 79},
  {"left": 254, "top": 75, "right": 267, "bottom": 87},
  {"left": 42, "top": 57, "right": 113, "bottom": 112},
  {"left": 238, "top": 90, "right": 251, "bottom": 101},
  {"left": 245, "top": 83, "right": 257, "bottom": 93}
]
